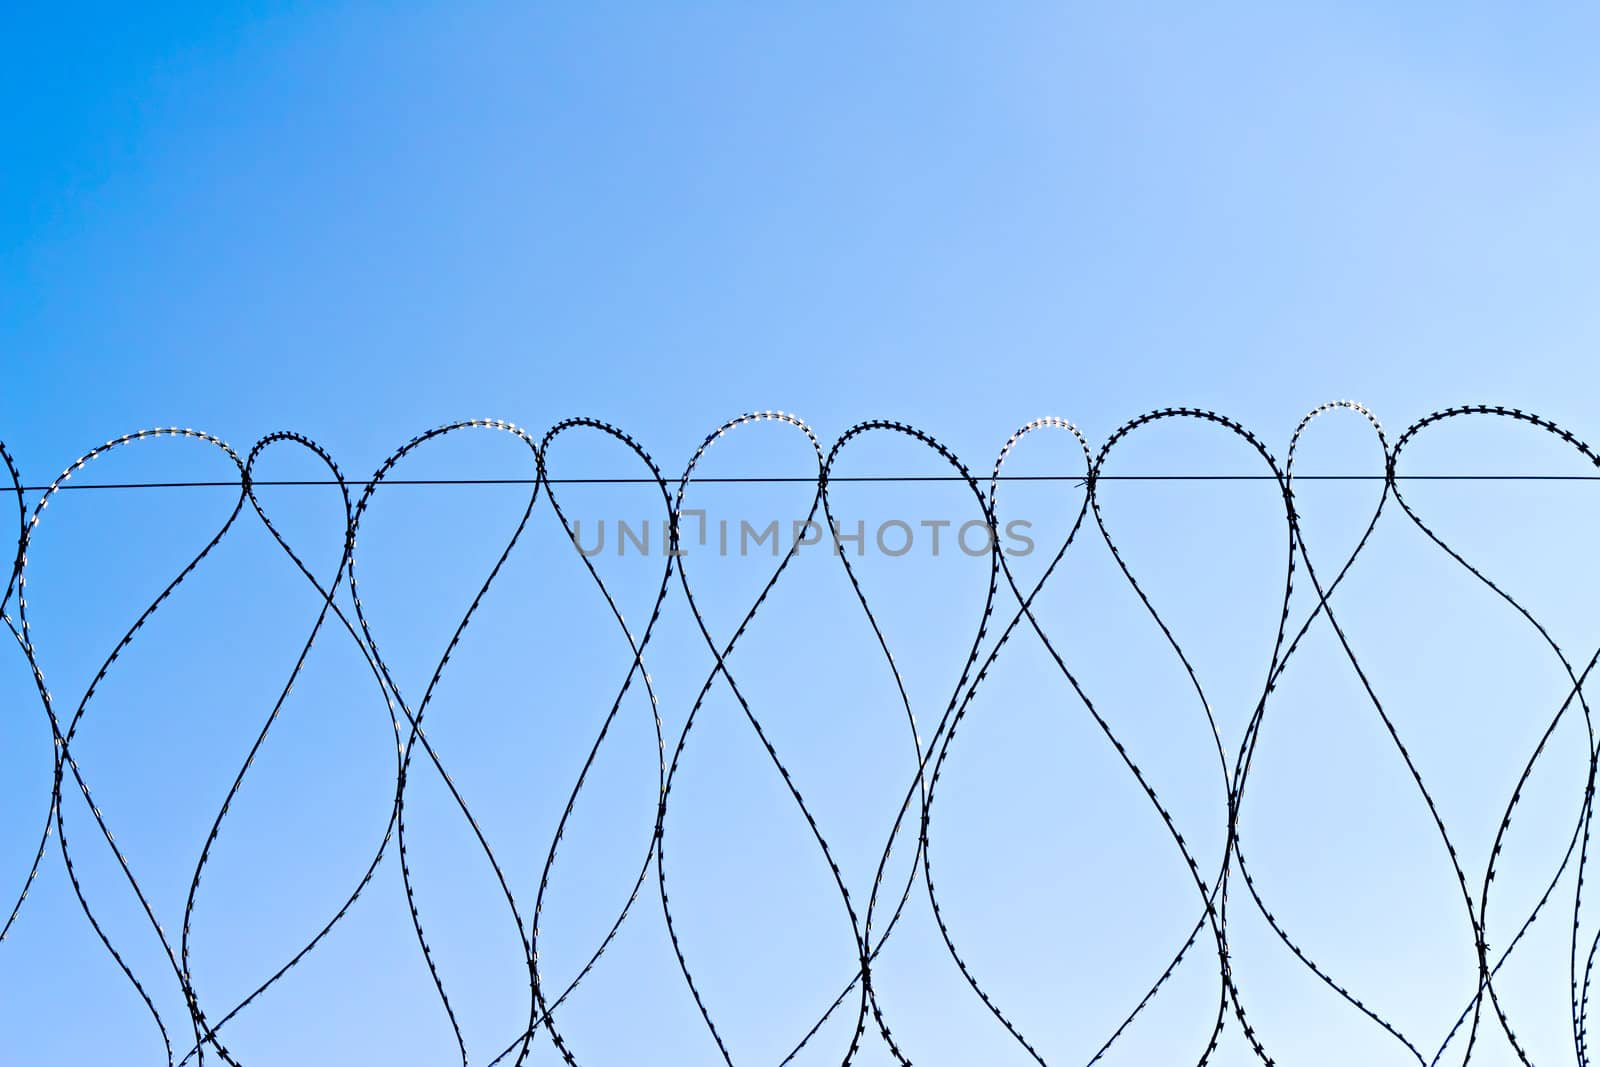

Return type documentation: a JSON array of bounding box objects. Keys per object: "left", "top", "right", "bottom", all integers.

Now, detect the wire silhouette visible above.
[{"left": 2, "top": 403, "right": 1599, "bottom": 1065}]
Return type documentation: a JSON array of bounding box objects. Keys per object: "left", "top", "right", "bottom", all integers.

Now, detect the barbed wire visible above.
[{"left": 2, "top": 403, "right": 1598, "bottom": 1065}]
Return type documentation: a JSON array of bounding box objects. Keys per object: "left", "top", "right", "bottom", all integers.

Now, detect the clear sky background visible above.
[{"left": 3, "top": 3, "right": 1600, "bottom": 1065}]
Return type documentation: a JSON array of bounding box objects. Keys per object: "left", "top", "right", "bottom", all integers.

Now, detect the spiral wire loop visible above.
[{"left": 2, "top": 405, "right": 1599, "bottom": 1064}]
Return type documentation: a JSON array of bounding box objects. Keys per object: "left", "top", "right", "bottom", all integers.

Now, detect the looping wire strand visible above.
[{"left": 1, "top": 405, "right": 1597, "bottom": 1065}]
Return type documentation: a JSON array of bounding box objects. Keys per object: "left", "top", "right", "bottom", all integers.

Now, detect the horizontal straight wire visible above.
[{"left": 4, "top": 474, "right": 1600, "bottom": 492}]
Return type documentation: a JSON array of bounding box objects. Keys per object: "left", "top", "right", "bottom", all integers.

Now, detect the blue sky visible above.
[{"left": 3, "top": 3, "right": 1600, "bottom": 1065}]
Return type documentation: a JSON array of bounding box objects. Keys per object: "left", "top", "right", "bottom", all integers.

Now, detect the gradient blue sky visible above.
[{"left": 4, "top": 4, "right": 1600, "bottom": 1065}]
